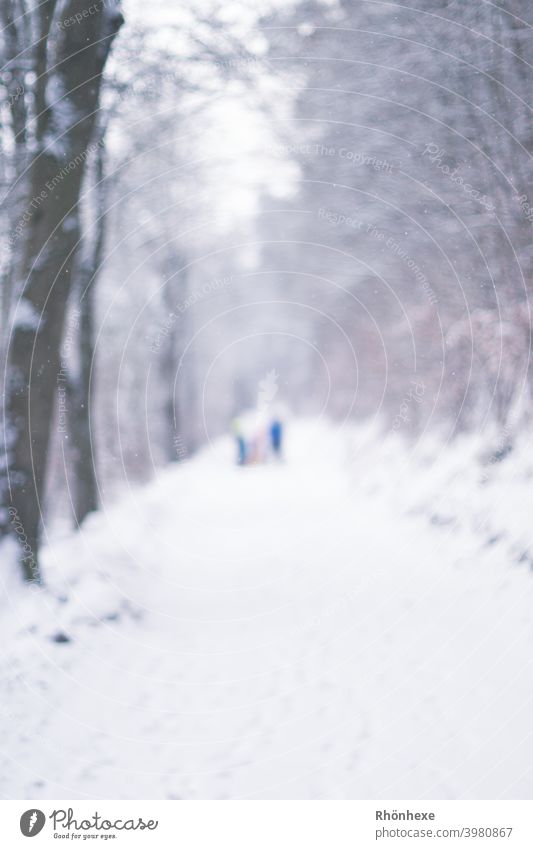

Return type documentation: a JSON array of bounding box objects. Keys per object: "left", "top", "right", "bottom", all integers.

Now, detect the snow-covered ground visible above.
[{"left": 1, "top": 420, "right": 533, "bottom": 799}]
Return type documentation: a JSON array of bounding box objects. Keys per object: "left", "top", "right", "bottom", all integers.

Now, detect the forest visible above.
[
  {"left": 1, "top": 0, "right": 533, "bottom": 803},
  {"left": 1, "top": 0, "right": 531, "bottom": 579}
]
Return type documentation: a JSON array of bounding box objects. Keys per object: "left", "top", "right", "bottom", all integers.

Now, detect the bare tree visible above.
[{"left": 1, "top": 0, "right": 124, "bottom": 579}]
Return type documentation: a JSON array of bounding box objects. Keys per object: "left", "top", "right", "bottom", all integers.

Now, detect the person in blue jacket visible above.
[{"left": 270, "top": 417, "right": 283, "bottom": 459}]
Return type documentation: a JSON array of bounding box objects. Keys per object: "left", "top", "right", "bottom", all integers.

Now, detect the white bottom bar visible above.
[{"left": 1, "top": 800, "right": 532, "bottom": 847}]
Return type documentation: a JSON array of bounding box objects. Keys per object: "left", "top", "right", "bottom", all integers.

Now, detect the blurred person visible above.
[
  {"left": 232, "top": 418, "right": 247, "bottom": 466},
  {"left": 270, "top": 416, "right": 284, "bottom": 460}
]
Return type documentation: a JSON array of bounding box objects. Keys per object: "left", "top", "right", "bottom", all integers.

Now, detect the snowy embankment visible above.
[
  {"left": 345, "top": 423, "right": 533, "bottom": 568},
  {"left": 0, "top": 420, "right": 532, "bottom": 800}
]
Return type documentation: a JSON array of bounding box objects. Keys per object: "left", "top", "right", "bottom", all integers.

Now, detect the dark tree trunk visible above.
[
  {"left": 66, "top": 280, "right": 99, "bottom": 526},
  {"left": 67, "top": 134, "right": 108, "bottom": 526},
  {"left": 0, "top": 0, "right": 31, "bottom": 346},
  {"left": 0, "top": 1, "right": 123, "bottom": 579}
]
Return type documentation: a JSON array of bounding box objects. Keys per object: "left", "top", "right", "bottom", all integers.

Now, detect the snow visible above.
[
  {"left": 1, "top": 420, "right": 532, "bottom": 799},
  {"left": 43, "top": 76, "right": 79, "bottom": 157},
  {"left": 12, "top": 298, "right": 40, "bottom": 332}
]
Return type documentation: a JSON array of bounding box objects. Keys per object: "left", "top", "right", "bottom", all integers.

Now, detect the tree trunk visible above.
[
  {"left": 160, "top": 259, "right": 189, "bottom": 463},
  {"left": 66, "top": 280, "right": 99, "bottom": 526},
  {"left": 67, "top": 133, "right": 108, "bottom": 525},
  {"left": 0, "top": 1, "right": 123, "bottom": 579}
]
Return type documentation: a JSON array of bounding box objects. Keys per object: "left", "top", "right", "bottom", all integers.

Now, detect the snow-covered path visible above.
[{"left": 1, "top": 423, "right": 533, "bottom": 799}]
